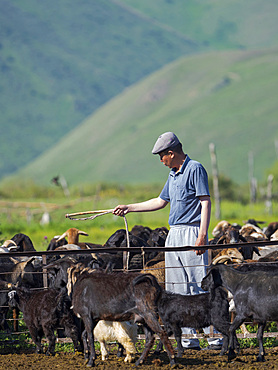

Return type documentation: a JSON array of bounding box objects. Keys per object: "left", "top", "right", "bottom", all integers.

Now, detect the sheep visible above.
[
  {"left": 201, "top": 263, "right": 278, "bottom": 362},
  {"left": 93, "top": 320, "right": 137, "bottom": 362},
  {"left": 70, "top": 270, "right": 176, "bottom": 367},
  {"left": 154, "top": 287, "right": 239, "bottom": 357},
  {"left": 8, "top": 286, "right": 81, "bottom": 355}
]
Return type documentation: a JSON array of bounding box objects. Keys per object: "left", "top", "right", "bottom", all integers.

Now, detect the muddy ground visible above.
[{"left": 1, "top": 342, "right": 278, "bottom": 370}]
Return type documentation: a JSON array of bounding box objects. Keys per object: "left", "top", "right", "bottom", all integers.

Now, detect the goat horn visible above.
[
  {"left": 212, "top": 256, "right": 233, "bottom": 265},
  {"left": 57, "top": 232, "right": 67, "bottom": 241},
  {"left": 78, "top": 230, "right": 89, "bottom": 236}
]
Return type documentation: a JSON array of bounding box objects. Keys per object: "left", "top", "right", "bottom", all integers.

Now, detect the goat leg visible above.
[
  {"left": 61, "top": 316, "right": 81, "bottom": 353},
  {"left": 256, "top": 322, "right": 266, "bottom": 362},
  {"left": 44, "top": 326, "right": 56, "bottom": 356},
  {"left": 116, "top": 343, "right": 124, "bottom": 357},
  {"left": 142, "top": 314, "right": 176, "bottom": 366},
  {"left": 213, "top": 322, "right": 240, "bottom": 355},
  {"left": 82, "top": 318, "right": 97, "bottom": 367},
  {"left": 154, "top": 339, "right": 164, "bottom": 354},
  {"left": 29, "top": 327, "right": 43, "bottom": 354},
  {"left": 135, "top": 325, "right": 155, "bottom": 366},
  {"left": 81, "top": 329, "right": 89, "bottom": 360},
  {"left": 173, "top": 326, "right": 183, "bottom": 358},
  {"left": 228, "top": 316, "right": 245, "bottom": 362}
]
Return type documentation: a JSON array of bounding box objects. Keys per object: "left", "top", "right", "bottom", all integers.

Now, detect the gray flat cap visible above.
[{"left": 152, "top": 132, "right": 181, "bottom": 154}]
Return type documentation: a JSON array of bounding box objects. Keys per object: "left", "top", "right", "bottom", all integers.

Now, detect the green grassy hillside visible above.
[
  {"left": 14, "top": 48, "right": 278, "bottom": 187},
  {"left": 120, "top": 0, "right": 278, "bottom": 49},
  {"left": 0, "top": 0, "right": 198, "bottom": 178},
  {"left": 1, "top": 0, "right": 278, "bottom": 181}
]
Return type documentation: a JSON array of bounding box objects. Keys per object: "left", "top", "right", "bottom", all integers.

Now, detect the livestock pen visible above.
[{"left": 1, "top": 239, "right": 278, "bottom": 368}]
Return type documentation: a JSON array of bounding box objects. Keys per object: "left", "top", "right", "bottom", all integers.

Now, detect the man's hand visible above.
[
  {"left": 194, "top": 235, "right": 207, "bottom": 255},
  {"left": 112, "top": 205, "right": 129, "bottom": 217}
]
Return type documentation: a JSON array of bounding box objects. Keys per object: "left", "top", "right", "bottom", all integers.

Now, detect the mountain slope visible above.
[
  {"left": 16, "top": 48, "right": 278, "bottom": 186},
  {"left": 0, "top": 0, "right": 198, "bottom": 178},
  {"left": 120, "top": 0, "right": 278, "bottom": 49},
  {"left": 2, "top": 0, "right": 278, "bottom": 181}
]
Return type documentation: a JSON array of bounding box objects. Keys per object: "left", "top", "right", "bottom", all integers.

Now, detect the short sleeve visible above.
[
  {"left": 193, "top": 165, "right": 210, "bottom": 197},
  {"left": 159, "top": 177, "right": 170, "bottom": 202}
]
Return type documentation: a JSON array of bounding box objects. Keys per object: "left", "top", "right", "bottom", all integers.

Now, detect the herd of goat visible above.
[{"left": 0, "top": 218, "right": 278, "bottom": 366}]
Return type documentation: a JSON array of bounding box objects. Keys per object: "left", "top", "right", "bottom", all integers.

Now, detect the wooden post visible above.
[
  {"left": 266, "top": 174, "right": 274, "bottom": 215},
  {"left": 248, "top": 151, "right": 257, "bottom": 203},
  {"left": 60, "top": 175, "right": 70, "bottom": 198},
  {"left": 209, "top": 143, "right": 221, "bottom": 220},
  {"left": 42, "top": 254, "right": 48, "bottom": 289}
]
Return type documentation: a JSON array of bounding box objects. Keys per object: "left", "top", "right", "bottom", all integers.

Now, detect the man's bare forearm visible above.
[{"left": 113, "top": 197, "right": 168, "bottom": 216}]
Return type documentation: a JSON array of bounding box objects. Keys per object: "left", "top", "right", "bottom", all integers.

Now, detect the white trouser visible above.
[{"left": 165, "top": 225, "right": 222, "bottom": 348}]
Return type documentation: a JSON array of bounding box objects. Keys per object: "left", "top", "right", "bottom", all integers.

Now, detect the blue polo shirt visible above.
[{"left": 159, "top": 155, "right": 210, "bottom": 226}]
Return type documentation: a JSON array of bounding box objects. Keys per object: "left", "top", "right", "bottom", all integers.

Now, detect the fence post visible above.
[
  {"left": 42, "top": 254, "right": 48, "bottom": 288},
  {"left": 209, "top": 143, "right": 221, "bottom": 220},
  {"left": 248, "top": 151, "right": 257, "bottom": 203},
  {"left": 266, "top": 174, "right": 274, "bottom": 215}
]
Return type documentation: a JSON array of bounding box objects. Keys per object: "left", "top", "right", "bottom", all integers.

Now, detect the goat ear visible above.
[
  {"left": 239, "top": 235, "right": 247, "bottom": 242},
  {"left": 216, "top": 235, "right": 225, "bottom": 244}
]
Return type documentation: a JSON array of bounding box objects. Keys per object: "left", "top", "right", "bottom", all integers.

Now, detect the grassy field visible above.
[{"left": 0, "top": 183, "right": 276, "bottom": 251}]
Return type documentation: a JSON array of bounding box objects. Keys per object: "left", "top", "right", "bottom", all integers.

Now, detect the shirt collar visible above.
[{"left": 170, "top": 154, "right": 190, "bottom": 177}]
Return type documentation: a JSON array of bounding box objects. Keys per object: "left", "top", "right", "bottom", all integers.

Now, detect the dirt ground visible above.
[{"left": 2, "top": 343, "right": 278, "bottom": 370}]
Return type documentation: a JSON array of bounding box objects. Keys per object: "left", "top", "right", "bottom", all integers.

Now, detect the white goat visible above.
[{"left": 94, "top": 320, "right": 137, "bottom": 362}]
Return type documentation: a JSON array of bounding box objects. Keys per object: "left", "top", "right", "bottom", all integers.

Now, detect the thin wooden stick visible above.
[
  {"left": 65, "top": 208, "right": 130, "bottom": 270},
  {"left": 65, "top": 209, "right": 114, "bottom": 218}
]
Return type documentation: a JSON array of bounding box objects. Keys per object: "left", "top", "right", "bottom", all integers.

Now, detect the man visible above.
[{"left": 113, "top": 132, "right": 222, "bottom": 350}]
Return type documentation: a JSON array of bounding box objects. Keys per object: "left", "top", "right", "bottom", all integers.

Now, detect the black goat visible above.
[
  {"left": 47, "top": 236, "right": 68, "bottom": 251},
  {"left": 155, "top": 287, "right": 239, "bottom": 357},
  {"left": 201, "top": 264, "right": 278, "bottom": 362},
  {"left": 71, "top": 270, "right": 175, "bottom": 367},
  {"left": 11, "top": 233, "right": 36, "bottom": 251},
  {"left": 264, "top": 222, "right": 278, "bottom": 239},
  {"left": 8, "top": 286, "right": 81, "bottom": 355},
  {"left": 130, "top": 225, "right": 152, "bottom": 241},
  {"left": 103, "top": 228, "right": 164, "bottom": 270}
]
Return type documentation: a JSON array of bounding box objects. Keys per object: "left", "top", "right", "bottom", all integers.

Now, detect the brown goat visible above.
[{"left": 57, "top": 228, "right": 90, "bottom": 249}]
